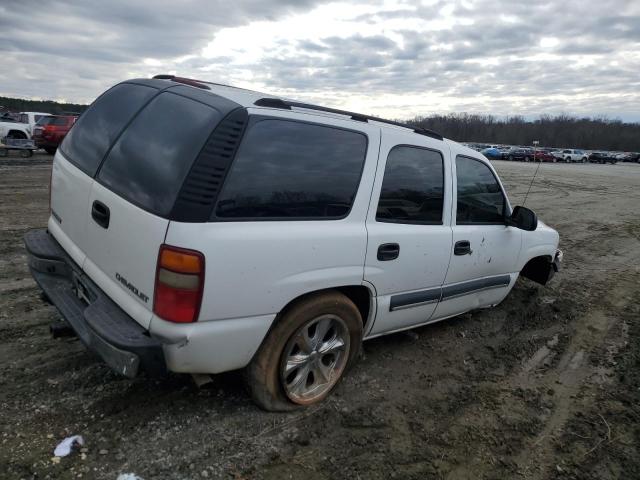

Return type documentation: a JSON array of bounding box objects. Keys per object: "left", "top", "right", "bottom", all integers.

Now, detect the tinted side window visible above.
[
  {"left": 376, "top": 146, "right": 444, "bottom": 224},
  {"left": 60, "top": 83, "right": 157, "bottom": 176},
  {"left": 456, "top": 156, "right": 505, "bottom": 224},
  {"left": 215, "top": 119, "right": 367, "bottom": 219},
  {"left": 98, "top": 92, "right": 222, "bottom": 216}
]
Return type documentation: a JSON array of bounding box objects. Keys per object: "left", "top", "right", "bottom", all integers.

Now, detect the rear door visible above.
[
  {"left": 84, "top": 91, "right": 225, "bottom": 328},
  {"left": 364, "top": 132, "right": 453, "bottom": 336},
  {"left": 49, "top": 83, "right": 159, "bottom": 268}
]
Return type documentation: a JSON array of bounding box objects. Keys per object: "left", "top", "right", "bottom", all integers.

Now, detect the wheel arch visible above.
[
  {"left": 7, "top": 129, "right": 28, "bottom": 139},
  {"left": 275, "top": 284, "right": 374, "bottom": 332},
  {"left": 520, "top": 254, "right": 554, "bottom": 285}
]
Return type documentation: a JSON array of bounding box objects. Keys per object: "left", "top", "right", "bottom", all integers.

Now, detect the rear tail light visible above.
[{"left": 153, "top": 245, "right": 205, "bottom": 323}]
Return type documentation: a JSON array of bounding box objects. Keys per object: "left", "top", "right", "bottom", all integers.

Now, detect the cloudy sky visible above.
[{"left": 1, "top": 0, "right": 639, "bottom": 120}]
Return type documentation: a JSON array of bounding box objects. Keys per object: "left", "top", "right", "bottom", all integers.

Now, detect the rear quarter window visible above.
[
  {"left": 214, "top": 119, "right": 368, "bottom": 220},
  {"left": 59, "top": 83, "right": 157, "bottom": 176},
  {"left": 97, "top": 92, "right": 222, "bottom": 216}
]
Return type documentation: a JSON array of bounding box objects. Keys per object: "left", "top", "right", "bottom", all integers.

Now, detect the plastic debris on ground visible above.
[{"left": 53, "top": 435, "right": 84, "bottom": 457}]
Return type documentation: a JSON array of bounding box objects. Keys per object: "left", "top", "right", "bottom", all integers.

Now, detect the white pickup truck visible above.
[
  {"left": 24, "top": 76, "right": 562, "bottom": 410},
  {"left": 0, "top": 112, "right": 50, "bottom": 140},
  {"left": 0, "top": 117, "right": 31, "bottom": 140}
]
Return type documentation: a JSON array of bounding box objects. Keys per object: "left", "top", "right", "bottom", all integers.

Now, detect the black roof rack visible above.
[{"left": 253, "top": 98, "right": 443, "bottom": 141}]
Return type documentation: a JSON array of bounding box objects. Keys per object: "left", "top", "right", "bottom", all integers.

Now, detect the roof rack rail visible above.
[
  {"left": 253, "top": 97, "right": 443, "bottom": 141},
  {"left": 152, "top": 74, "right": 211, "bottom": 90}
]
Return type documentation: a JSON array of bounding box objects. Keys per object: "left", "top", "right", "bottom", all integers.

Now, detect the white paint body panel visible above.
[
  {"left": 49, "top": 152, "right": 93, "bottom": 267},
  {"left": 84, "top": 181, "right": 169, "bottom": 329},
  {"left": 364, "top": 129, "right": 453, "bottom": 335},
  {"left": 149, "top": 313, "right": 276, "bottom": 373},
  {"left": 165, "top": 110, "right": 381, "bottom": 324}
]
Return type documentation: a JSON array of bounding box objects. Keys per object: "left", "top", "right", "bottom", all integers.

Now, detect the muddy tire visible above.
[{"left": 246, "top": 291, "right": 363, "bottom": 412}]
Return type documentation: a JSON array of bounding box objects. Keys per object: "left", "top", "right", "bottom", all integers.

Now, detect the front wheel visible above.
[{"left": 246, "top": 291, "right": 363, "bottom": 411}]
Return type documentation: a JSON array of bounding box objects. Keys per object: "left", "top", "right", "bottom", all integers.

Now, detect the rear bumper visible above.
[
  {"left": 24, "top": 229, "right": 165, "bottom": 378},
  {"left": 34, "top": 138, "right": 58, "bottom": 148}
]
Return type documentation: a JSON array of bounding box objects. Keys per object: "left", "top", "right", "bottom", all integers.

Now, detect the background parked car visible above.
[
  {"left": 616, "top": 152, "right": 640, "bottom": 162},
  {"left": 18, "top": 112, "right": 50, "bottom": 137},
  {"left": 481, "top": 147, "right": 502, "bottom": 159},
  {"left": 588, "top": 152, "right": 617, "bottom": 164},
  {"left": 32, "top": 115, "right": 77, "bottom": 154},
  {"left": 0, "top": 116, "right": 30, "bottom": 140},
  {"left": 506, "top": 148, "right": 534, "bottom": 161},
  {"left": 557, "top": 149, "right": 588, "bottom": 163},
  {"left": 533, "top": 150, "right": 557, "bottom": 162}
]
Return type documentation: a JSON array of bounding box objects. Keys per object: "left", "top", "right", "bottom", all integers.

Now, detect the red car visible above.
[
  {"left": 533, "top": 150, "right": 557, "bottom": 162},
  {"left": 32, "top": 115, "right": 77, "bottom": 154}
]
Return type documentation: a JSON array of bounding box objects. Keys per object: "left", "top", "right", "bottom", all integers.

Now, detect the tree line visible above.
[
  {"left": 0, "top": 96, "right": 87, "bottom": 116},
  {"left": 1, "top": 95, "right": 638, "bottom": 151},
  {"left": 408, "top": 114, "right": 640, "bottom": 152}
]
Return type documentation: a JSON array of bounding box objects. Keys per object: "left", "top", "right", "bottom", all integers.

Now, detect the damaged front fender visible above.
[{"left": 521, "top": 249, "right": 563, "bottom": 286}]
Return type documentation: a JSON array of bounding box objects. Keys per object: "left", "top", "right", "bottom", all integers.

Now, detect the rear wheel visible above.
[
  {"left": 44, "top": 147, "right": 57, "bottom": 155},
  {"left": 19, "top": 149, "right": 32, "bottom": 158},
  {"left": 524, "top": 156, "right": 530, "bottom": 162},
  {"left": 508, "top": 155, "right": 514, "bottom": 161},
  {"left": 246, "top": 291, "right": 363, "bottom": 411}
]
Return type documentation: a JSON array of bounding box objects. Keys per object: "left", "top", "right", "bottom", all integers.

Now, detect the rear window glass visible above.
[
  {"left": 51, "top": 117, "right": 68, "bottom": 126},
  {"left": 214, "top": 119, "right": 367, "bottom": 220},
  {"left": 60, "top": 83, "right": 157, "bottom": 176},
  {"left": 36, "top": 117, "right": 55, "bottom": 126},
  {"left": 97, "top": 92, "right": 222, "bottom": 216}
]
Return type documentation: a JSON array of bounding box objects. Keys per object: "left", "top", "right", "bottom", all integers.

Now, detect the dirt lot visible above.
[{"left": 1, "top": 154, "right": 639, "bottom": 480}]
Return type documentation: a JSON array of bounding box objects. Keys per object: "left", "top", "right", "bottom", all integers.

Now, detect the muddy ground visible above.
[{"left": 1, "top": 154, "right": 639, "bottom": 480}]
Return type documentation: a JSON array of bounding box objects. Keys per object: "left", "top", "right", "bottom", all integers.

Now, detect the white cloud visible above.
[{"left": 1, "top": 0, "right": 639, "bottom": 120}]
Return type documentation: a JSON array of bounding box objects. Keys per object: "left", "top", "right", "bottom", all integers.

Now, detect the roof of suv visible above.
[{"left": 144, "top": 75, "right": 453, "bottom": 145}]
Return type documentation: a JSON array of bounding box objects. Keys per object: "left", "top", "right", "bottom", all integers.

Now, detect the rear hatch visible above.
[
  {"left": 51, "top": 80, "right": 233, "bottom": 328},
  {"left": 32, "top": 116, "right": 54, "bottom": 140}
]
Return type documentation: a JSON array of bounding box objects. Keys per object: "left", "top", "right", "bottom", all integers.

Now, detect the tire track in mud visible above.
[{"left": 508, "top": 271, "right": 636, "bottom": 479}]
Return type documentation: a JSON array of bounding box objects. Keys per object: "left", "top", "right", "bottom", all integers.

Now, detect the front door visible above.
[
  {"left": 433, "top": 155, "right": 522, "bottom": 320},
  {"left": 364, "top": 133, "right": 453, "bottom": 336}
]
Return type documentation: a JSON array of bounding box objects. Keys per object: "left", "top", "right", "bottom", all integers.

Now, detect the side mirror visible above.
[{"left": 507, "top": 206, "right": 538, "bottom": 231}]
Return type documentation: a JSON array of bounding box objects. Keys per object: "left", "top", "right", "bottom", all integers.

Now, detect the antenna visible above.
[{"left": 522, "top": 140, "right": 540, "bottom": 206}]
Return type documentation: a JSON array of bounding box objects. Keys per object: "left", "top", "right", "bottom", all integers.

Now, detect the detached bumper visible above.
[{"left": 24, "top": 229, "right": 165, "bottom": 378}]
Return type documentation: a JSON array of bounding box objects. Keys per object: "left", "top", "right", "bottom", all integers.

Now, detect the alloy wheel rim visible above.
[{"left": 280, "top": 314, "right": 350, "bottom": 404}]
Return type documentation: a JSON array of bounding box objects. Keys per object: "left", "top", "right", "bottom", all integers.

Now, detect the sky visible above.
[{"left": 1, "top": 0, "right": 639, "bottom": 121}]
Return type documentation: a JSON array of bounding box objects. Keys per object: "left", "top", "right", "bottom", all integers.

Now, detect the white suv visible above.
[
  {"left": 555, "top": 149, "right": 588, "bottom": 163},
  {"left": 25, "top": 76, "right": 562, "bottom": 410}
]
